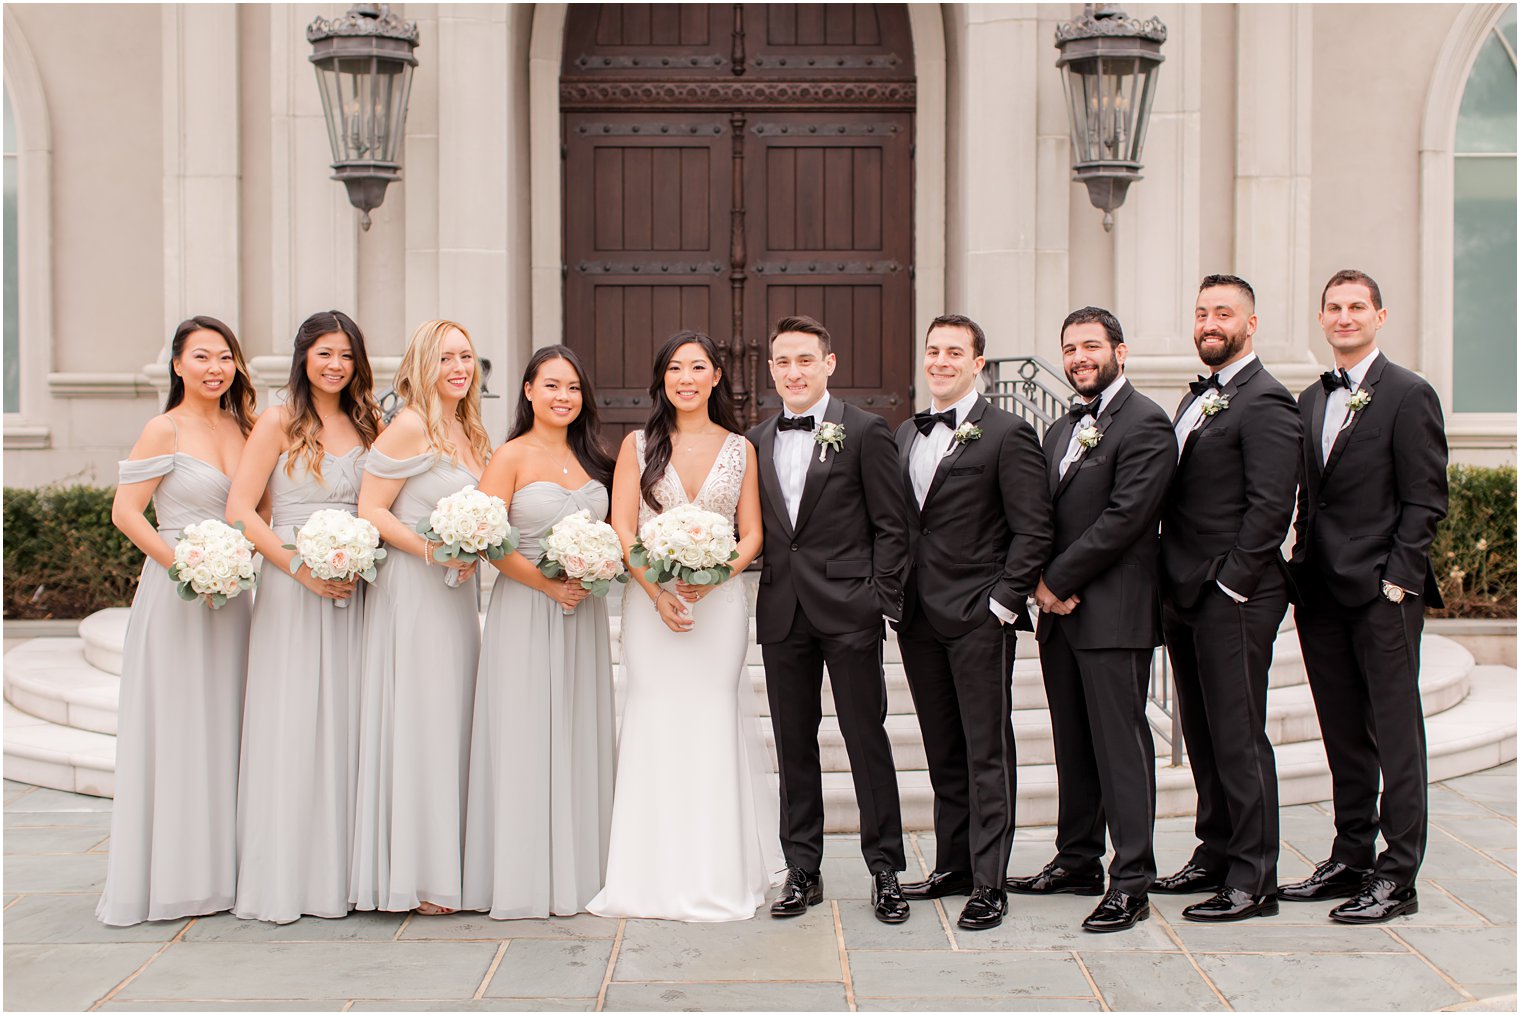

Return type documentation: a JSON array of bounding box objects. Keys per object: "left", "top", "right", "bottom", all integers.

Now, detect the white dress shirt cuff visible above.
[
  {"left": 988, "top": 596, "right": 1017, "bottom": 625},
  {"left": 1216, "top": 579, "right": 1247, "bottom": 604}
]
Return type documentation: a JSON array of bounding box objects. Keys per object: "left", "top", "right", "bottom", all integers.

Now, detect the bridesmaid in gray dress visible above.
[
  {"left": 98, "top": 316, "right": 259, "bottom": 926},
  {"left": 353, "top": 319, "right": 494, "bottom": 916},
  {"left": 226, "top": 311, "right": 381, "bottom": 923},
  {"left": 463, "top": 346, "right": 618, "bottom": 919}
]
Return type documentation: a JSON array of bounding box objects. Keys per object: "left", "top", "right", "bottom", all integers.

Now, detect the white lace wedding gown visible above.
[{"left": 587, "top": 430, "right": 782, "bottom": 922}]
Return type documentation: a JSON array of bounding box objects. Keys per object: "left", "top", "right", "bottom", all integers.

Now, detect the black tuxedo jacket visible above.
[
  {"left": 894, "top": 394, "right": 1054, "bottom": 638},
  {"left": 1160, "top": 357, "right": 1302, "bottom": 609},
  {"left": 1035, "top": 379, "right": 1177, "bottom": 650},
  {"left": 1289, "top": 353, "right": 1448, "bottom": 608},
  {"left": 750, "top": 398, "right": 910, "bottom": 643}
]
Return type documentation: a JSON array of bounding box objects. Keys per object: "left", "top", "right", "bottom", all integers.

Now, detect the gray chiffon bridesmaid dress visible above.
[
  {"left": 462, "top": 481, "right": 616, "bottom": 918},
  {"left": 233, "top": 448, "right": 366, "bottom": 923},
  {"left": 350, "top": 449, "right": 482, "bottom": 912},
  {"left": 97, "top": 448, "right": 252, "bottom": 926}
]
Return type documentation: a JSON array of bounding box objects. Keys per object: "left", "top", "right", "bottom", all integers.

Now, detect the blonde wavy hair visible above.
[{"left": 393, "top": 319, "right": 493, "bottom": 466}]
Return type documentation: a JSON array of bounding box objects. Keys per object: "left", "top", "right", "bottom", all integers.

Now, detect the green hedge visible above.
[
  {"left": 3, "top": 486, "right": 155, "bottom": 620},
  {"left": 1429, "top": 465, "right": 1517, "bottom": 619}
]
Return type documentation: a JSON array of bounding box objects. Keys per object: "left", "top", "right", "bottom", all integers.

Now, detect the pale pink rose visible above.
[
  {"left": 595, "top": 559, "right": 619, "bottom": 580},
  {"left": 561, "top": 553, "right": 589, "bottom": 575},
  {"left": 328, "top": 549, "right": 351, "bottom": 573},
  {"left": 182, "top": 547, "right": 206, "bottom": 567}
]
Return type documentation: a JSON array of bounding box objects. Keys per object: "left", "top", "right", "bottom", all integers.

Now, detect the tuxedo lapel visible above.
[
  {"left": 1046, "top": 417, "right": 1072, "bottom": 497},
  {"left": 1320, "top": 354, "right": 1387, "bottom": 488},
  {"left": 1172, "top": 391, "right": 1196, "bottom": 427},
  {"left": 755, "top": 415, "right": 794, "bottom": 539},
  {"left": 1054, "top": 381, "right": 1131, "bottom": 502},
  {"left": 922, "top": 395, "right": 987, "bottom": 508},
  {"left": 898, "top": 420, "right": 919, "bottom": 519},
  {"left": 1307, "top": 382, "right": 1328, "bottom": 476},
  {"left": 1178, "top": 359, "right": 1258, "bottom": 471},
  {"left": 792, "top": 396, "right": 844, "bottom": 535}
]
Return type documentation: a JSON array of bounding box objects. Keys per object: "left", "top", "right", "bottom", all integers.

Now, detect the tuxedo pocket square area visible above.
[
  {"left": 1200, "top": 427, "right": 1229, "bottom": 439},
  {"left": 1349, "top": 427, "right": 1382, "bottom": 443},
  {"left": 1078, "top": 455, "right": 1107, "bottom": 469},
  {"left": 949, "top": 465, "right": 984, "bottom": 476}
]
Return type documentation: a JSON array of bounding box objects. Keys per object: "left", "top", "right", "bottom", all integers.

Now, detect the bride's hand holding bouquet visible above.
[
  {"left": 630, "top": 503, "right": 739, "bottom": 631},
  {"left": 417, "top": 485, "right": 518, "bottom": 587}
]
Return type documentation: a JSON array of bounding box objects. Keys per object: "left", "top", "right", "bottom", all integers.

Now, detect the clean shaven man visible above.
[
  {"left": 1279, "top": 269, "right": 1448, "bottom": 923},
  {"left": 893, "top": 314, "right": 1054, "bottom": 931},
  {"left": 1005, "top": 306, "right": 1176, "bottom": 932},
  {"left": 1156, "top": 275, "right": 1301, "bottom": 922},
  {"left": 748, "top": 315, "right": 912, "bottom": 925}
]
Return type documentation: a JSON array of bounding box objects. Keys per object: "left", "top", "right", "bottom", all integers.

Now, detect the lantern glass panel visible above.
[
  {"left": 314, "top": 62, "right": 344, "bottom": 164},
  {"left": 1130, "top": 63, "right": 1159, "bottom": 162}
]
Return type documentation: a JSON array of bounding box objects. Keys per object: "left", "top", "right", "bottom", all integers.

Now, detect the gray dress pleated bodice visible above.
[
  {"left": 235, "top": 448, "right": 368, "bottom": 923},
  {"left": 351, "top": 449, "right": 483, "bottom": 912},
  {"left": 97, "top": 452, "right": 252, "bottom": 926},
  {"left": 463, "top": 481, "right": 617, "bottom": 918}
]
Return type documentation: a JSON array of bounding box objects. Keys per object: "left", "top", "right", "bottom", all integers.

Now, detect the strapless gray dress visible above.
[
  {"left": 350, "top": 450, "right": 482, "bottom": 912},
  {"left": 97, "top": 452, "right": 253, "bottom": 926},
  {"left": 462, "top": 481, "right": 616, "bottom": 918},
  {"left": 234, "top": 448, "right": 367, "bottom": 923}
]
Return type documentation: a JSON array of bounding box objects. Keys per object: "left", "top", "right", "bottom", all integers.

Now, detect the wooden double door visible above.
[{"left": 561, "top": 4, "right": 917, "bottom": 437}]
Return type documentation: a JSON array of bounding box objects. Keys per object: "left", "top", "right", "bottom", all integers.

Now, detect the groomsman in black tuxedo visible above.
[
  {"left": 749, "top": 315, "right": 912, "bottom": 924},
  {"left": 1279, "top": 270, "right": 1448, "bottom": 923},
  {"left": 893, "top": 314, "right": 1054, "bottom": 931},
  {"left": 1005, "top": 307, "right": 1176, "bottom": 933},
  {"left": 1156, "top": 274, "right": 1301, "bottom": 922}
]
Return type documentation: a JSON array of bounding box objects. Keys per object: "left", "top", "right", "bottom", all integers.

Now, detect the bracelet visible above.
[{"left": 422, "top": 539, "right": 433, "bottom": 566}]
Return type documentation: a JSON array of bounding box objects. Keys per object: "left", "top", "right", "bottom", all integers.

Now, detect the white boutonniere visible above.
[
  {"left": 1348, "top": 388, "right": 1372, "bottom": 413},
  {"left": 814, "top": 421, "right": 845, "bottom": 462},
  {"left": 1198, "top": 389, "right": 1231, "bottom": 416},
  {"left": 952, "top": 422, "right": 983, "bottom": 446},
  {"left": 1076, "top": 423, "right": 1102, "bottom": 450}
]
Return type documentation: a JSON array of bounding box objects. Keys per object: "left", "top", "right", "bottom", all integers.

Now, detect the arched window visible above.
[
  {"left": 3, "top": 85, "right": 18, "bottom": 414},
  {"left": 1452, "top": 6, "right": 1517, "bottom": 413}
]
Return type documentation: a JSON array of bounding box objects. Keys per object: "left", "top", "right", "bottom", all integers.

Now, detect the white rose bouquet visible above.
[
  {"left": 283, "top": 508, "right": 386, "bottom": 608},
  {"left": 537, "top": 509, "right": 628, "bottom": 598},
  {"left": 629, "top": 503, "right": 739, "bottom": 588},
  {"left": 416, "top": 485, "right": 518, "bottom": 587},
  {"left": 169, "top": 519, "right": 257, "bottom": 609}
]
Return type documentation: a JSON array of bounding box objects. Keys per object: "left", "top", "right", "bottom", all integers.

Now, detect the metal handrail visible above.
[{"left": 980, "top": 355, "right": 1073, "bottom": 439}]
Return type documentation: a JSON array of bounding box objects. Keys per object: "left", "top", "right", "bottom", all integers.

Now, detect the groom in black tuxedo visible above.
[
  {"left": 749, "top": 315, "right": 912, "bottom": 924},
  {"left": 1157, "top": 274, "right": 1301, "bottom": 922},
  {"left": 1280, "top": 270, "right": 1447, "bottom": 923},
  {"left": 893, "top": 314, "right": 1053, "bottom": 931},
  {"left": 1005, "top": 307, "right": 1176, "bottom": 933}
]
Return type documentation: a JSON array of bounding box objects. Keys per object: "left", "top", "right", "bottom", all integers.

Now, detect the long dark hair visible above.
[
  {"left": 640, "top": 330, "right": 741, "bottom": 512},
  {"left": 165, "top": 315, "right": 257, "bottom": 436},
  {"left": 283, "top": 310, "right": 382, "bottom": 480},
  {"left": 507, "top": 344, "right": 615, "bottom": 493}
]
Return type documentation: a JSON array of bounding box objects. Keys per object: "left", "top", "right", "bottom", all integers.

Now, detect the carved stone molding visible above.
[{"left": 560, "top": 80, "right": 917, "bottom": 109}]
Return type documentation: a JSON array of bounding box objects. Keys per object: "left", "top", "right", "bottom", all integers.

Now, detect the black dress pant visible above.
[
  {"left": 762, "top": 610, "right": 905, "bottom": 875},
  {"left": 1040, "top": 623, "right": 1157, "bottom": 896},
  {"left": 897, "top": 607, "right": 1017, "bottom": 889},
  {"left": 1295, "top": 590, "right": 1428, "bottom": 885},
  {"left": 1163, "top": 570, "right": 1288, "bottom": 896}
]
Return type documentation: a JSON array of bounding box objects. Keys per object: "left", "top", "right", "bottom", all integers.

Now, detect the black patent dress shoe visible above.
[
  {"left": 770, "top": 866, "right": 823, "bottom": 918},
  {"left": 1279, "top": 859, "right": 1373, "bottom": 902},
  {"left": 956, "top": 886, "right": 1008, "bottom": 931},
  {"left": 1151, "top": 861, "right": 1225, "bottom": 895},
  {"left": 1182, "top": 886, "right": 1279, "bottom": 922},
  {"left": 899, "top": 869, "right": 974, "bottom": 900},
  {"left": 1330, "top": 878, "right": 1418, "bottom": 924},
  {"left": 871, "top": 870, "right": 910, "bottom": 924},
  {"left": 1006, "top": 860, "right": 1104, "bottom": 896},
  {"left": 1081, "top": 889, "right": 1150, "bottom": 933}
]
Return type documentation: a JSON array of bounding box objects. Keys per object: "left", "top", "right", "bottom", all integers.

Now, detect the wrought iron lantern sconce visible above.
[
  {"left": 307, "top": 4, "right": 419, "bottom": 230},
  {"left": 1054, "top": 3, "right": 1166, "bottom": 231}
]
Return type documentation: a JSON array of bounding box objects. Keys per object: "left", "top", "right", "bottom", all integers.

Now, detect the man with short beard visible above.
[
  {"left": 1005, "top": 307, "right": 1176, "bottom": 933},
  {"left": 1155, "top": 274, "right": 1301, "bottom": 923}
]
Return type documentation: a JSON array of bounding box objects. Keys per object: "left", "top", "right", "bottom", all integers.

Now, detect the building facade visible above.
[{"left": 3, "top": 3, "right": 1515, "bottom": 487}]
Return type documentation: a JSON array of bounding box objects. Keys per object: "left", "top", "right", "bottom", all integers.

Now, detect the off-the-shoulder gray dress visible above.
[
  {"left": 350, "top": 449, "right": 482, "bottom": 913},
  {"left": 96, "top": 451, "right": 252, "bottom": 926},
  {"left": 234, "top": 448, "right": 367, "bottom": 923},
  {"left": 462, "top": 480, "right": 616, "bottom": 918}
]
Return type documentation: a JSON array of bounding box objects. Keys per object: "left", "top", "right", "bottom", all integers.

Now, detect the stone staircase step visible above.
[
  {"left": 78, "top": 608, "right": 128, "bottom": 676},
  {"left": 3, "top": 639, "right": 120, "bottom": 735},
  {"left": 4, "top": 703, "right": 115, "bottom": 798}
]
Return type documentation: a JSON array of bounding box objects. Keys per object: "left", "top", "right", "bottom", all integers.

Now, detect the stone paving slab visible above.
[
  {"left": 484, "top": 939, "right": 613, "bottom": 998},
  {"left": 4, "top": 943, "right": 164, "bottom": 1012},
  {"left": 1433, "top": 878, "right": 1518, "bottom": 925},
  {"left": 613, "top": 907, "right": 842, "bottom": 982},
  {"left": 1078, "top": 951, "right": 1229, "bottom": 1011},
  {"left": 846, "top": 949, "right": 1092, "bottom": 1000},
  {"left": 184, "top": 910, "right": 405, "bottom": 942},
  {"left": 348, "top": 1002, "right": 595, "bottom": 1012},
  {"left": 400, "top": 912, "right": 619, "bottom": 941},
  {"left": 1195, "top": 952, "right": 1467, "bottom": 1010},
  {"left": 603, "top": 982, "right": 849, "bottom": 1011}
]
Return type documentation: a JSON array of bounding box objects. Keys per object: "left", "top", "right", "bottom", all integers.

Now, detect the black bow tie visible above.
[
  {"left": 913, "top": 408, "right": 956, "bottom": 436},
  {"left": 1188, "top": 374, "right": 1223, "bottom": 397},
  {"left": 1320, "top": 369, "right": 1353, "bottom": 393},
  {"left": 777, "top": 414, "right": 815, "bottom": 432},
  {"left": 1068, "top": 397, "right": 1098, "bottom": 421}
]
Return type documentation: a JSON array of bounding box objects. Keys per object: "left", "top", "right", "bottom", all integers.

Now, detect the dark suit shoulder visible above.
[
  {"left": 746, "top": 415, "right": 776, "bottom": 444},
  {"left": 1119, "top": 387, "right": 1173, "bottom": 428},
  {"left": 839, "top": 401, "right": 891, "bottom": 434}
]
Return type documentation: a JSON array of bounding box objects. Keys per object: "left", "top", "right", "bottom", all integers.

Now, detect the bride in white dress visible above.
[{"left": 588, "top": 330, "right": 782, "bottom": 922}]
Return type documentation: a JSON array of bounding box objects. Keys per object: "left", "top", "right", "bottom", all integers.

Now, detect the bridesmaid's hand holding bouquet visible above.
[
  {"left": 537, "top": 509, "right": 628, "bottom": 614},
  {"left": 169, "top": 519, "right": 258, "bottom": 610},
  {"left": 417, "top": 485, "right": 518, "bottom": 587},
  {"left": 284, "top": 508, "right": 386, "bottom": 608}
]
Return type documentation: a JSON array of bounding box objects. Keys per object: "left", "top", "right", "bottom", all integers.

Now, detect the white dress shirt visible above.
[
  {"left": 909, "top": 389, "right": 1016, "bottom": 624},
  {"left": 1172, "top": 352, "right": 1258, "bottom": 604},
  {"left": 1321, "top": 348, "right": 1379, "bottom": 464},
  {"left": 1059, "top": 373, "right": 1129, "bottom": 479},
  {"left": 775, "top": 392, "right": 829, "bottom": 527}
]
